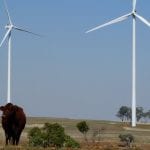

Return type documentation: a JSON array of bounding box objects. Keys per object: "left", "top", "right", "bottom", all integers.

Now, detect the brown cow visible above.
[{"left": 0, "top": 103, "right": 26, "bottom": 145}]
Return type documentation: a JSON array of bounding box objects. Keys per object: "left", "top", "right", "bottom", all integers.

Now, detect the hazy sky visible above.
[{"left": 0, "top": 0, "right": 150, "bottom": 120}]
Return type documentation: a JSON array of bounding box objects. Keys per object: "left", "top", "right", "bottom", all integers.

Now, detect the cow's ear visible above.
[{"left": 0, "top": 106, "right": 4, "bottom": 111}]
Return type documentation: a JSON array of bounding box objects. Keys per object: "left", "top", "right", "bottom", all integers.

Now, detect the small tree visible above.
[
  {"left": 76, "top": 121, "right": 89, "bottom": 141},
  {"left": 136, "top": 107, "right": 144, "bottom": 122},
  {"left": 143, "top": 110, "right": 150, "bottom": 122},
  {"left": 116, "top": 106, "right": 131, "bottom": 122}
]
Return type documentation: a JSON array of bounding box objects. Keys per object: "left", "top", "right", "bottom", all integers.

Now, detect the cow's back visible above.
[{"left": 14, "top": 105, "right": 26, "bottom": 131}]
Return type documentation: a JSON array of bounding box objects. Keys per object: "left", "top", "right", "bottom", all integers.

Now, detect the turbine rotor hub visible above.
[
  {"left": 132, "top": 11, "right": 136, "bottom": 18},
  {"left": 5, "top": 24, "right": 13, "bottom": 29}
]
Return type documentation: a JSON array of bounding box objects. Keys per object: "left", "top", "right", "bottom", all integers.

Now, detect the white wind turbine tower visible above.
[
  {"left": 0, "top": 0, "right": 40, "bottom": 104},
  {"left": 86, "top": 0, "right": 150, "bottom": 127}
]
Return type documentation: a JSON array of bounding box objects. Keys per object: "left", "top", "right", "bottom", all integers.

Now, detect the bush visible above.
[
  {"left": 28, "top": 123, "right": 80, "bottom": 148},
  {"left": 64, "top": 135, "right": 80, "bottom": 148},
  {"left": 43, "top": 123, "right": 65, "bottom": 147},
  {"left": 119, "top": 133, "right": 134, "bottom": 147},
  {"left": 28, "top": 127, "right": 47, "bottom": 147}
]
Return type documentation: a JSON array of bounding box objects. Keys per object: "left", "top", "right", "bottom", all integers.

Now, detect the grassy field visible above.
[{"left": 0, "top": 117, "right": 150, "bottom": 149}]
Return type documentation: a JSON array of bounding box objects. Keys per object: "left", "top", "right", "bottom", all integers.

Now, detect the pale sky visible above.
[{"left": 0, "top": 0, "right": 150, "bottom": 120}]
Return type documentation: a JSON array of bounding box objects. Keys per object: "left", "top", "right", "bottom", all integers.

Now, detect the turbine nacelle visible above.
[{"left": 5, "top": 24, "right": 13, "bottom": 29}]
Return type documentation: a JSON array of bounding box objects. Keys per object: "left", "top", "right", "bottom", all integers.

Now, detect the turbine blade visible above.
[
  {"left": 135, "top": 13, "right": 150, "bottom": 27},
  {"left": 0, "top": 28, "right": 12, "bottom": 47},
  {"left": 13, "top": 26, "right": 42, "bottom": 37},
  {"left": 86, "top": 13, "right": 131, "bottom": 33},
  {"left": 133, "top": 0, "right": 137, "bottom": 12},
  {"left": 3, "top": 0, "right": 12, "bottom": 24}
]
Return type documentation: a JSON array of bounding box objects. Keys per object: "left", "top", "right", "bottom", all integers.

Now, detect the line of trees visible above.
[{"left": 116, "top": 106, "right": 150, "bottom": 123}]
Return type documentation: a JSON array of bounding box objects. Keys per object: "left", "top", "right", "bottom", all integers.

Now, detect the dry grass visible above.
[{"left": 0, "top": 117, "right": 149, "bottom": 149}]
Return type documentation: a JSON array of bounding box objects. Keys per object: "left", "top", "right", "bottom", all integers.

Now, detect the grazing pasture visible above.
[{"left": 0, "top": 117, "right": 150, "bottom": 149}]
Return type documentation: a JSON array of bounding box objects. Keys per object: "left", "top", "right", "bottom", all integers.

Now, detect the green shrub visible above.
[
  {"left": 28, "top": 123, "right": 80, "bottom": 148},
  {"left": 64, "top": 135, "right": 80, "bottom": 148},
  {"left": 43, "top": 123, "right": 65, "bottom": 147},
  {"left": 28, "top": 127, "right": 49, "bottom": 147}
]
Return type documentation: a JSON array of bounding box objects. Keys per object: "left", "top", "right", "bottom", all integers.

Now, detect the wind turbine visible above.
[
  {"left": 86, "top": 0, "right": 150, "bottom": 127},
  {"left": 0, "top": 0, "right": 40, "bottom": 104}
]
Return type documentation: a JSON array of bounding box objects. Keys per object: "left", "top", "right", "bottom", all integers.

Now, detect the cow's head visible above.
[{"left": 0, "top": 103, "right": 15, "bottom": 119}]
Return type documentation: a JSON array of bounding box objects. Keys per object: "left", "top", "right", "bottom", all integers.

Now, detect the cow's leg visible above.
[
  {"left": 12, "top": 138, "right": 15, "bottom": 145},
  {"left": 9, "top": 136, "right": 14, "bottom": 145},
  {"left": 5, "top": 137, "right": 8, "bottom": 145},
  {"left": 11, "top": 134, "right": 16, "bottom": 145},
  {"left": 5, "top": 133, "right": 9, "bottom": 145},
  {"left": 11, "top": 132, "right": 19, "bottom": 145},
  {"left": 5, "top": 135, "right": 11, "bottom": 145},
  {"left": 15, "top": 132, "right": 21, "bottom": 145}
]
